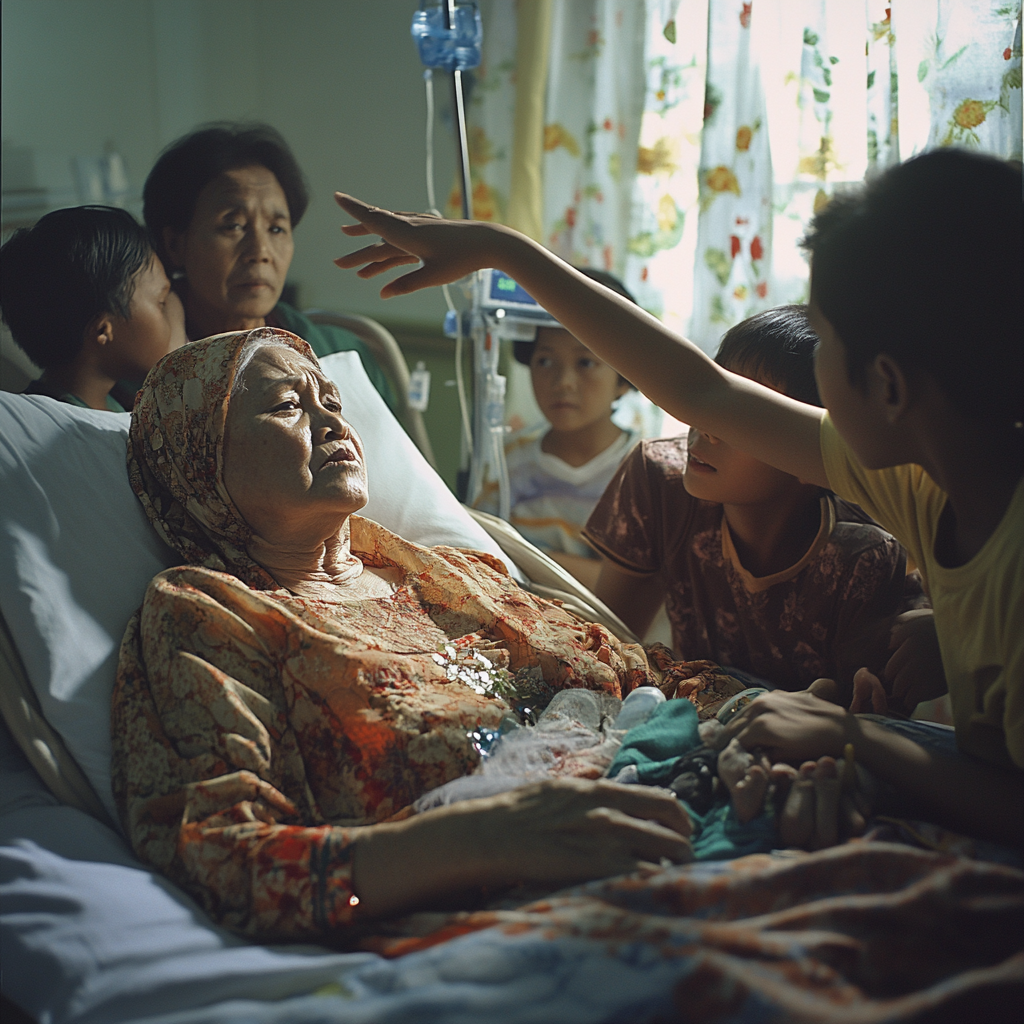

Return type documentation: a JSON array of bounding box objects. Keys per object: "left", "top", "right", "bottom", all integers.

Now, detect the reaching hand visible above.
[
  {"left": 849, "top": 611, "right": 946, "bottom": 715},
  {"left": 332, "top": 193, "right": 512, "bottom": 298},
  {"left": 721, "top": 687, "right": 854, "bottom": 765},
  {"left": 850, "top": 666, "right": 889, "bottom": 713},
  {"left": 885, "top": 609, "right": 947, "bottom": 712},
  {"left": 477, "top": 778, "right": 693, "bottom": 886}
]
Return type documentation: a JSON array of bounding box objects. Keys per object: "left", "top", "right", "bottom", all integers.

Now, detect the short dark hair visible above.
[
  {"left": 0, "top": 206, "right": 152, "bottom": 370},
  {"left": 513, "top": 267, "right": 638, "bottom": 375},
  {"left": 143, "top": 122, "right": 309, "bottom": 265},
  {"left": 802, "top": 149, "right": 1023, "bottom": 427},
  {"left": 714, "top": 304, "right": 821, "bottom": 406}
]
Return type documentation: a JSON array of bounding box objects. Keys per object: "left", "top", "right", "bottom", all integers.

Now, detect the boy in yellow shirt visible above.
[{"left": 333, "top": 148, "right": 1022, "bottom": 848}]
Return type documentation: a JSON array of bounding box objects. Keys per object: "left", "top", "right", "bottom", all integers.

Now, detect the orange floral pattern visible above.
[
  {"left": 112, "top": 331, "right": 659, "bottom": 939},
  {"left": 113, "top": 523, "right": 654, "bottom": 938},
  {"left": 704, "top": 165, "right": 741, "bottom": 196},
  {"left": 953, "top": 98, "right": 988, "bottom": 129}
]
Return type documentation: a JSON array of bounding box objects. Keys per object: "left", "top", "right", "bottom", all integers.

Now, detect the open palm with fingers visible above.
[{"left": 333, "top": 193, "right": 514, "bottom": 297}]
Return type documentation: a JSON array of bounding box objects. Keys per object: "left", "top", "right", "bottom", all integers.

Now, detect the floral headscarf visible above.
[{"left": 127, "top": 327, "right": 318, "bottom": 589}]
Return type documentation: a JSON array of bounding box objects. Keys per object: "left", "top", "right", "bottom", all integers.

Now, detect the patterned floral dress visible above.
[{"left": 111, "top": 328, "right": 656, "bottom": 939}]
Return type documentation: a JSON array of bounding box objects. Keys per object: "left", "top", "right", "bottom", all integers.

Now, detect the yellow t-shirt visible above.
[{"left": 820, "top": 415, "right": 1024, "bottom": 770}]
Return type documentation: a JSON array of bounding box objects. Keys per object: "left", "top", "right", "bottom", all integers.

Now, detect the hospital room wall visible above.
[{"left": 1, "top": 0, "right": 471, "bottom": 488}]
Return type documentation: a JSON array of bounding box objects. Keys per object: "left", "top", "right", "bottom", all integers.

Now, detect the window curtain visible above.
[{"left": 467, "top": 0, "right": 1021, "bottom": 359}]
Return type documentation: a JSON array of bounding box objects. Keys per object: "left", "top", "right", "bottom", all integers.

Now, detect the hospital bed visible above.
[{"left": 2, "top": 345, "right": 1022, "bottom": 1024}]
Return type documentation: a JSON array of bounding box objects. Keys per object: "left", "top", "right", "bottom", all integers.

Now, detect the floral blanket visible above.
[{"left": 334, "top": 842, "right": 1023, "bottom": 1024}]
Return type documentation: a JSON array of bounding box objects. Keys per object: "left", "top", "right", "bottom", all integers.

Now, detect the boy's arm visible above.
[
  {"left": 594, "top": 560, "right": 666, "bottom": 641},
  {"left": 334, "top": 196, "right": 829, "bottom": 488},
  {"left": 547, "top": 550, "right": 602, "bottom": 592},
  {"left": 724, "top": 689, "right": 1024, "bottom": 848}
]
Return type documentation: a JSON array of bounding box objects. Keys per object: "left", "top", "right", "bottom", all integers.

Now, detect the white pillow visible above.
[{"left": 0, "top": 351, "right": 518, "bottom": 824}]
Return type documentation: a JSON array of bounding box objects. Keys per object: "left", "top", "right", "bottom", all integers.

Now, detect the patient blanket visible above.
[{"left": 356, "top": 842, "right": 1023, "bottom": 1023}]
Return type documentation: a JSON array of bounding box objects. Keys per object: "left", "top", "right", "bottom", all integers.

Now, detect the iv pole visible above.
[
  {"left": 446, "top": 0, "right": 474, "bottom": 221},
  {"left": 415, "top": 1, "right": 510, "bottom": 516},
  {"left": 444, "top": 0, "right": 475, "bottom": 503}
]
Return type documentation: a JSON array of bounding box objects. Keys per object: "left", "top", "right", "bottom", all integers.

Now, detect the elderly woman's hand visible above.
[
  {"left": 334, "top": 193, "right": 521, "bottom": 298},
  {"left": 350, "top": 778, "right": 692, "bottom": 918}
]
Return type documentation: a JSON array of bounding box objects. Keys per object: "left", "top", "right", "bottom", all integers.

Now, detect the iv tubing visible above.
[
  {"left": 425, "top": 69, "right": 473, "bottom": 453},
  {"left": 424, "top": 69, "right": 438, "bottom": 215}
]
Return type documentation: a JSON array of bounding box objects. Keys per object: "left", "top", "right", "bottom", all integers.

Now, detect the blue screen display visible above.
[{"left": 488, "top": 270, "right": 539, "bottom": 307}]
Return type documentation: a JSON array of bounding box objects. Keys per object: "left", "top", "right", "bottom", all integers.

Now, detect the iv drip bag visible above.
[{"left": 412, "top": 2, "right": 482, "bottom": 71}]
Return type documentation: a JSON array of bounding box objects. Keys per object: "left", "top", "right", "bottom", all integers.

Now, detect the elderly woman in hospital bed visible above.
[
  {"left": 3, "top": 328, "right": 1022, "bottom": 1023},
  {"left": 112, "top": 326, "right": 696, "bottom": 937}
]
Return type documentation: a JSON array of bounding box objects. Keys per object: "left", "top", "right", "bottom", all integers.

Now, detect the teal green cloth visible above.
[
  {"left": 686, "top": 800, "right": 778, "bottom": 861},
  {"left": 606, "top": 699, "right": 701, "bottom": 785},
  {"left": 607, "top": 699, "right": 779, "bottom": 861},
  {"left": 270, "top": 302, "right": 397, "bottom": 412}
]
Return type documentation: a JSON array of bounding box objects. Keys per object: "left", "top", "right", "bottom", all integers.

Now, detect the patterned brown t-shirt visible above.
[{"left": 583, "top": 437, "right": 926, "bottom": 690}]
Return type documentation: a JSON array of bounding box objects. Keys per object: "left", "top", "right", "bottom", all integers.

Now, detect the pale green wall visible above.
[{"left": 1, "top": 0, "right": 461, "bottom": 330}]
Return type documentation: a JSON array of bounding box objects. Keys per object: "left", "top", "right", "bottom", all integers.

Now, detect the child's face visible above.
[
  {"left": 104, "top": 256, "right": 186, "bottom": 381},
  {"left": 683, "top": 365, "right": 805, "bottom": 506},
  {"left": 167, "top": 165, "right": 295, "bottom": 331},
  {"left": 808, "top": 299, "right": 891, "bottom": 470},
  {"left": 530, "top": 328, "right": 629, "bottom": 434}
]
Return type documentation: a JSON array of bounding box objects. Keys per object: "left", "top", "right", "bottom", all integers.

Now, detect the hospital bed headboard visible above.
[{"left": 0, "top": 610, "right": 116, "bottom": 829}]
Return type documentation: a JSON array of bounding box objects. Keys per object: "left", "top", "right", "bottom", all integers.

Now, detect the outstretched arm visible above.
[{"left": 334, "top": 195, "right": 829, "bottom": 488}]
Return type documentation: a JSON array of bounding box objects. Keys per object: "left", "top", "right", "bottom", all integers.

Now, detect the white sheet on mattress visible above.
[{"left": 0, "top": 716, "right": 376, "bottom": 1024}]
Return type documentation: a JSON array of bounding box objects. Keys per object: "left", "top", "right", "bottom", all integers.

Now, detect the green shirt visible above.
[
  {"left": 24, "top": 378, "right": 126, "bottom": 413},
  {"left": 268, "top": 302, "right": 397, "bottom": 412}
]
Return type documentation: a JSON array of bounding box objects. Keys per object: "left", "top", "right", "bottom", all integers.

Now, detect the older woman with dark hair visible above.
[
  {"left": 113, "top": 328, "right": 696, "bottom": 940},
  {"left": 142, "top": 123, "right": 394, "bottom": 407}
]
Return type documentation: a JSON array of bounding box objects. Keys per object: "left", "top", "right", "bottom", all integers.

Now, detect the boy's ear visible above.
[
  {"left": 83, "top": 313, "right": 116, "bottom": 350},
  {"left": 870, "top": 353, "right": 911, "bottom": 424}
]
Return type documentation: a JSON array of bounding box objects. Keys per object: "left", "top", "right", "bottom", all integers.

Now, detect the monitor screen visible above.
[{"left": 487, "top": 269, "right": 539, "bottom": 307}]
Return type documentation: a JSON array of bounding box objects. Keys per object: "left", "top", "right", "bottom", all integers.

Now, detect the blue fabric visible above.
[{"left": 687, "top": 801, "right": 778, "bottom": 861}]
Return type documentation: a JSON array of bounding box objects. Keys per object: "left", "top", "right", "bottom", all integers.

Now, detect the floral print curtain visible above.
[{"left": 467, "top": 0, "right": 1021, "bottom": 358}]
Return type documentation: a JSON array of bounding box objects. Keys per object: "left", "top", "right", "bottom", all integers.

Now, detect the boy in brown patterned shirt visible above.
[{"left": 585, "top": 306, "right": 926, "bottom": 702}]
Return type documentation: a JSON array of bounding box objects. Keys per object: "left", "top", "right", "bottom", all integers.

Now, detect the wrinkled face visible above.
[
  {"left": 103, "top": 255, "right": 186, "bottom": 381},
  {"left": 223, "top": 346, "right": 367, "bottom": 541},
  {"left": 168, "top": 165, "right": 294, "bottom": 331},
  {"left": 684, "top": 365, "right": 804, "bottom": 506},
  {"left": 529, "top": 327, "right": 630, "bottom": 433}
]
